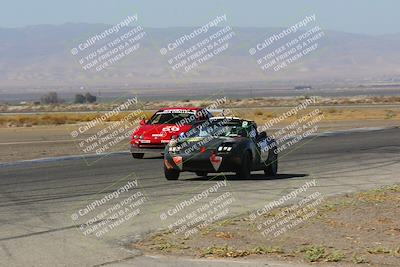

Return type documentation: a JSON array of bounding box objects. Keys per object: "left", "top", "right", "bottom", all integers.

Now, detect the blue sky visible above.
[{"left": 1, "top": 0, "right": 398, "bottom": 35}]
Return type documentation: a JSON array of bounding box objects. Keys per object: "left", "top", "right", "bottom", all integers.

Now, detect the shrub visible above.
[
  {"left": 41, "top": 92, "right": 60, "bottom": 104},
  {"left": 85, "top": 93, "right": 97, "bottom": 103},
  {"left": 303, "top": 246, "right": 325, "bottom": 262},
  {"left": 74, "top": 94, "right": 86, "bottom": 104}
]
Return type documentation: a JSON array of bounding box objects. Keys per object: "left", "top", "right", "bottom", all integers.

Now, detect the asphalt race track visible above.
[{"left": 0, "top": 128, "right": 399, "bottom": 267}]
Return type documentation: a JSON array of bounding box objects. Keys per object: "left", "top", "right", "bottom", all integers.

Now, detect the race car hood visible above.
[
  {"left": 133, "top": 124, "right": 192, "bottom": 139},
  {"left": 176, "top": 136, "right": 243, "bottom": 150}
]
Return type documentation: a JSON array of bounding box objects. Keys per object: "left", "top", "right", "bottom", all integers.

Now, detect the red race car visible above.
[{"left": 130, "top": 107, "right": 212, "bottom": 158}]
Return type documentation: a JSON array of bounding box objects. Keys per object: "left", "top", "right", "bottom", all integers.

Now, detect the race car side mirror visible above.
[
  {"left": 140, "top": 119, "right": 147, "bottom": 125},
  {"left": 258, "top": 131, "right": 267, "bottom": 139},
  {"left": 238, "top": 129, "right": 248, "bottom": 137}
]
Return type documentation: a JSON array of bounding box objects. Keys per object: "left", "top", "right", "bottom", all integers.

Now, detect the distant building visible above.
[{"left": 294, "top": 85, "right": 312, "bottom": 90}]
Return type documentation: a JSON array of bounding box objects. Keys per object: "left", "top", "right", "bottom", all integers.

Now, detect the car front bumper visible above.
[
  {"left": 130, "top": 144, "right": 165, "bottom": 154},
  {"left": 164, "top": 151, "right": 241, "bottom": 173}
]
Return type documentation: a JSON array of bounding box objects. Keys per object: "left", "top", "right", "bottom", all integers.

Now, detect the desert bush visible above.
[
  {"left": 254, "top": 110, "right": 263, "bottom": 116},
  {"left": 41, "top": 92, "right": 61, "bottom": 104}
]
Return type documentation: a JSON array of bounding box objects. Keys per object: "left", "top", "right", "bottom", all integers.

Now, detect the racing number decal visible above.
[{"left": 162, "top": 126, "right": 180, "bottom": 133}]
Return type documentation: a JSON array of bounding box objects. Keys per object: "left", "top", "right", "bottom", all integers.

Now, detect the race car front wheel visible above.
[
  {"left": 264, "top": 150, "right": 278, "bottom": 176},
  {"left": 236, "top": 151, "right": 251, "bottom": 179},
  {"left": 164, "top": 165, "right": 180, "bottom": 180},
  {"left": 132, "top": 153, "right": 144, "bottom": 159}
]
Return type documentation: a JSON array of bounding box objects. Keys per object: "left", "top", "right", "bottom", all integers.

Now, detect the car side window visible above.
[
  {"left": 195, "top": 110, "right": 205, "bottom": 122},
  {"left": 198, "top": 109, "right": 212, "bottom": 121}
]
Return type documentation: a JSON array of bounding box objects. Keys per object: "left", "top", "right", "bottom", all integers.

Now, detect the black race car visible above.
[{"left": 163, "top": 117, "right": 278, "bottom": 180}]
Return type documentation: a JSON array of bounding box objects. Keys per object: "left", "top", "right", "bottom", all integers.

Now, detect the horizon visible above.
[
  {"left": 1, "top": 22, "right": 399, "bottom": 37},
  {"left": 1, "top": 0, "right": 400, "bottom": 35}
]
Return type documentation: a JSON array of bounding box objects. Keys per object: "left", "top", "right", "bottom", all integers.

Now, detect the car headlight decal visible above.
[
  {"left": 210, "top": 152, "right": 222, "bottom": 171},
  {"left": 218, "top": 145, "right": 232, "bottom": 152},
  {"left": 172, "top": 156, "right": 183, "bottom": 170}
]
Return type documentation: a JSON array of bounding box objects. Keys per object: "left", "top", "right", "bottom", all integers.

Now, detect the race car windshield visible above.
[
  {"left": 195, "top": 123, "right": 245, "bottom": 137},
  {"left": 147, "top": 111, "right": 195, "bottom": 125}
]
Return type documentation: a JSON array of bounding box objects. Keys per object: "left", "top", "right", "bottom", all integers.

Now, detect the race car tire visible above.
[
  {"left": 164, "top": 165, "right": 180, "bottom": 180},
  {"left": 195, "top": 171, "right": 208, "bottom": 177},
  {"left": 264, "top": 149, "right": 278, "bottom": 176},
  {"left": 236, "top": 151, "right": 251, "bottom": 179},
  {"left": 132, "top": 153, "right": 144, "bottom": 159}
]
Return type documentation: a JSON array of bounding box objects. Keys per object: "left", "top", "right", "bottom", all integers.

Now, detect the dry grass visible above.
[
  {"left": 133, "top": 184, "right": 400, "bottom": 266},
  {"left": 1, "top": 107, "right": 398, "bottom": 127},
  {"left": 2, "top": 96, "right": 400, "bottom": 113},
  {"left": 1, "top": 95, "right": 400, "bottom": 127},
  {"left": 237, "top": 107, "right": 400, "bottom": 126},
  {"left": 0, "top": 112, "right": 153, "bottom": 127}
]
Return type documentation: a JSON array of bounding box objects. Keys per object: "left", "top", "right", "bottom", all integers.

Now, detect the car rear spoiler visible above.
[{"left": 206, "top": 108, "right": 229, "bottom": 116}]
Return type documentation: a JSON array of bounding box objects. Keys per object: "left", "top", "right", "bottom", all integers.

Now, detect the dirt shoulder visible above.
[
  {"left": 0, "top": 124, "right": 126, "bottom": 163},
  {"left": 133, "top": 185, "right": 400, "bottom": 267}
]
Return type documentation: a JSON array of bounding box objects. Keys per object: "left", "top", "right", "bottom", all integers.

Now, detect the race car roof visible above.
[
  {"left": 210, "top": 116, "right": 242, "bottom": 120},
  {"left": 155, "top": 107, "right": 206, "bottom": 115},
  {"left": 158, "top": 107, "right": 203, "bottom": 111},
  {"left": 209, "top": 117, "right": 256, "bottom": 128}
]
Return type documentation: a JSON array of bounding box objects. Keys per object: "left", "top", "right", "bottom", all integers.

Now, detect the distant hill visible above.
[{"left": 0, "top": 24, "right": 400, "bottom": 90}]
